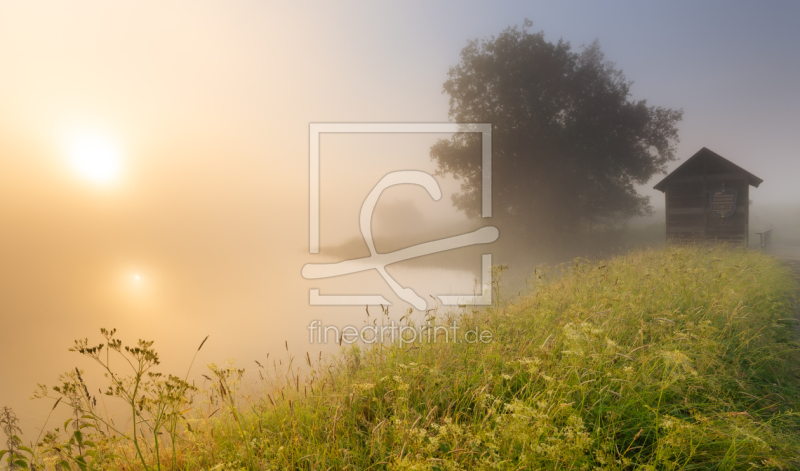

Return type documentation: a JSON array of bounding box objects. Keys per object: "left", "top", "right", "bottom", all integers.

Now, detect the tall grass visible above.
[{"left": 6, "top": 245, "right": 800, "bottom": 470}]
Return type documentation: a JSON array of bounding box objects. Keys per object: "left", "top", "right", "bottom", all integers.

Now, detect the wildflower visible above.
[{"left": 1, "top": 406, "right": 23, "bottom": 469}]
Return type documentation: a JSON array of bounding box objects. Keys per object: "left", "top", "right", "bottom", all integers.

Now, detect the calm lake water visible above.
[{"left": 0, "top": 260, "right": 482, "bottom": 440}]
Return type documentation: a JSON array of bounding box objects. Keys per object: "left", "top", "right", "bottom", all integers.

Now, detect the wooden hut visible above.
[{"left": 653, "top": 147, "right": 763, "bottom": 246}]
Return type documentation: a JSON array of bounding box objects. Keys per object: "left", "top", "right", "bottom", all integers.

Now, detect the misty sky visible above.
[{"left": 1, "top": 0, "right": 799, "bottom": 433}]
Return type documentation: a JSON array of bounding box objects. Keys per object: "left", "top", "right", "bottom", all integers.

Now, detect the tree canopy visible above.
[{"left": 431, "top": 21, "right": 683, "bottom": 245}]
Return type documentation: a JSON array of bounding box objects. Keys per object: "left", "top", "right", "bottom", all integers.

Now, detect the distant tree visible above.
[{"left": 431, "top": 21, "right": 682, "bottom": 246}]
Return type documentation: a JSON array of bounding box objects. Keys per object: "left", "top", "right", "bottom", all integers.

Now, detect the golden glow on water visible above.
[
  {"left": 0, "top": 0, "right": 794, "bottom": 445},
  {"left": 125, "top": 269, "right": 148, "bottom": 294}
]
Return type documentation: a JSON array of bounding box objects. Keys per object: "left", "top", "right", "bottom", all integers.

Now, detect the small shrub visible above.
[{"left": 9, "top": 245, "right": 800, "bottom": 469}]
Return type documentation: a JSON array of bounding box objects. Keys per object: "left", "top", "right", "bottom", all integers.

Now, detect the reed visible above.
[{"left": 6, "top": 245, "right": 800, "bottom": 469}]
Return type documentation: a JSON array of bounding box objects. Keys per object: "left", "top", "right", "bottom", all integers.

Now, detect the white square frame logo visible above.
[{"left": 307, "top": 123, "right": 494, "bottom": 309}]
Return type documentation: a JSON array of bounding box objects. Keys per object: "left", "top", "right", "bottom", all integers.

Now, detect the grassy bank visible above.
[{"left": 5, "top": 246, "right": 800, "bottom": 470}]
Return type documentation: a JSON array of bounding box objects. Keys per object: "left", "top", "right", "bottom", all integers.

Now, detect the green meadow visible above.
[{"left": 4, "top": 245, "right": 800, "bottom": 470}]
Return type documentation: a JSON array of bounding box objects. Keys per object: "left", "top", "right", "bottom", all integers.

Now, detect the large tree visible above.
[{"left": 431, "top": 21, "right": 682, "bottom": 246}]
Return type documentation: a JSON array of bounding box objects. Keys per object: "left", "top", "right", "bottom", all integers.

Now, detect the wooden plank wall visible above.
[
  {"left": 706, "top": 179, "right": 748, "bottom": 245},
  {"left": 665, "top": 175, "right": 749, "bottom": 246}
]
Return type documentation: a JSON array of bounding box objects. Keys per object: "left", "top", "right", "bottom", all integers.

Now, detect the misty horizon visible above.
[{"left": 1, "top": 1, "right": 799, "bottom": 445}]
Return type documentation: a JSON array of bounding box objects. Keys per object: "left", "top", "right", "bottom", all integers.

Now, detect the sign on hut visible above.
[{"left": 653, "top": 147, "right": 763, "bottom": 246}]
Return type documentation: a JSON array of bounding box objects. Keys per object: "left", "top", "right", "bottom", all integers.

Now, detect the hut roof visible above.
[{"left": 653, "top": 147, "right": 763, "bottom": 192}]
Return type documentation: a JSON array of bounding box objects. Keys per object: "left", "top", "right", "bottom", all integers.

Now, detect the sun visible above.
[{"left": 67, "top": 132, "right": 122, "bottom": 183}]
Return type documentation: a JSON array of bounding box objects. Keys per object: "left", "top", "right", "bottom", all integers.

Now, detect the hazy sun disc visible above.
[{"left": 68, "top": 133, "right": 122, "bottom": 183}]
